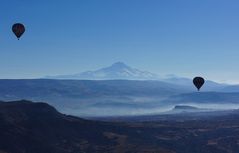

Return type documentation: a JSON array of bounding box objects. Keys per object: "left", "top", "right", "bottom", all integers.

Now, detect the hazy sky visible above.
[{"left": 1, "top": 0, "right": 239, "bottom": 83}]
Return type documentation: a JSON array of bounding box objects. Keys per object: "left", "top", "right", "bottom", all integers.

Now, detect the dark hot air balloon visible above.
[
  {"left": 193, "top": 77, "right": 205, "bottom": 91},
  {"left": 12, "top": 23, "right": 25, "bottom": 40}
]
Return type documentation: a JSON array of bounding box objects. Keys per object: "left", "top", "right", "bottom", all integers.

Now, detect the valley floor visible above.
[{"left": 1, "top": 100, "right": 239, "bottom": 153}]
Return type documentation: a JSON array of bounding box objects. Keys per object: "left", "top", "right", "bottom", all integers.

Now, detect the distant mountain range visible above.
[
  {"left": 0, "top": 79, "right": 239, "bottom": 116},
  {"left": 0, "top": 79, "right": 190, "bottom": 116},
  {"left": 162, "top": 76, "right": 227, "bottom": 91},
  {"left": 46, "top": 62, "right": 159, "bottom": 80},
  {"left": 45, "top": 61, "right": 229, "bottom": 91}
]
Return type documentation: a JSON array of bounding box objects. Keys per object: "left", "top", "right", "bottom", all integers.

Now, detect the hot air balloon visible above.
[
  {"left": 193, "top": 77, "right": 205, "bottom": 91},
  {"left": 12, "top": 23, "right": 25, "bottom": 40}
]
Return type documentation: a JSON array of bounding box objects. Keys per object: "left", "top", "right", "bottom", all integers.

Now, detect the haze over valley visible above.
[{"left": 1, "top": 62, "right": 239, "bottom": 117}]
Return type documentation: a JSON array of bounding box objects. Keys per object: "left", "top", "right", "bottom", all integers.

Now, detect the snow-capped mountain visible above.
[
  {"left": 45, "top": 62, "right": 228, "bottom": 90},
  {"left": 46, "top": 62, "right": 160, "bottom": 80}
]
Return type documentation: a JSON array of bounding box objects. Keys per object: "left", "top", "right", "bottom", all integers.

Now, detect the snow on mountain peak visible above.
[
  {"left": 46, "top": 62, "right": 160, "bottom": 80},
  {"left": 111, "top": 62, "right": 129, "bottom": 68}
]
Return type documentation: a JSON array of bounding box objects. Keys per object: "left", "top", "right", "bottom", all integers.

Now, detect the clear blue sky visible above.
[{"left": 1, "top": 0, "right": 239, "bottom": 83}]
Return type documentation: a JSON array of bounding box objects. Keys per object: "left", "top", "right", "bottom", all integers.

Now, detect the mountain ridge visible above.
[
  {"left": 46, "top": 62, "right": 160, "bottom": 80},
  {"left": 0, "top": 79, "right": 238, "bottom": 116},
  {"left": 45, "top": 62, "right": 228, "bottom": 91}
]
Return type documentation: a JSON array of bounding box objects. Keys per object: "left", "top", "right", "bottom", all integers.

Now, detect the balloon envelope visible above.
[
  {"left": 12, "top": 23, "right": 25, "bottom": 39},
  {"left": 193, "top": 77, "right": 205, "bottom": 91}
]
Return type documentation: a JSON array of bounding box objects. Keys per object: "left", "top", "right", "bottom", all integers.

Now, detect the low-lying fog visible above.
[{"left": 56, "top": 97, "right": 239, "bottom": 117}]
